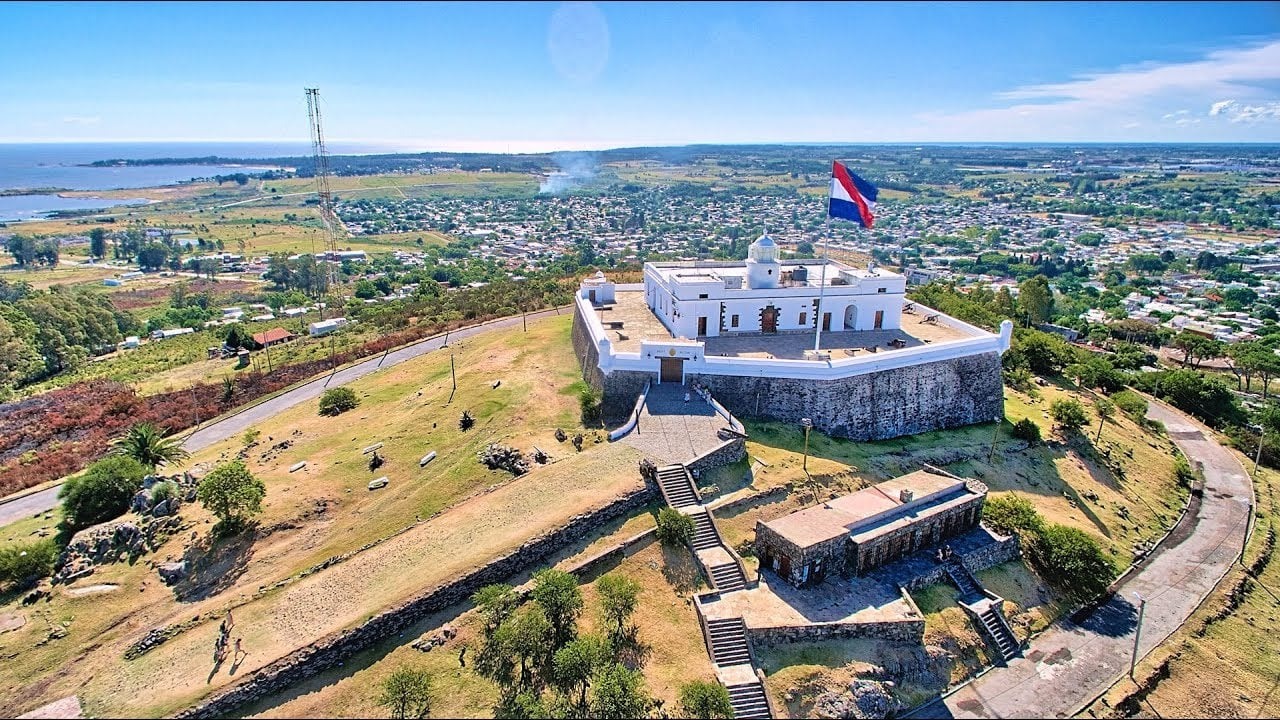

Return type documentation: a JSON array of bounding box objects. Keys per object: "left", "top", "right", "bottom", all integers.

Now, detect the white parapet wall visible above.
[{"left": 575, "top": 291, "right": 1012, "bottom": 383}]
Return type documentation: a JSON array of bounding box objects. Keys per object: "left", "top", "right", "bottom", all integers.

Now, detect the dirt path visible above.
[{"left": 910, "top": 398, "right": 1253, "bottom": 719}]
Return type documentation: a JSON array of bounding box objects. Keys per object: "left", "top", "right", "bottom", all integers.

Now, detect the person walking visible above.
[{"left": 233, "top": 637, "right": 246, "bottom": 664}]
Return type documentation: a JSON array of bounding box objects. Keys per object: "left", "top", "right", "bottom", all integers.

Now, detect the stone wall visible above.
[
  {"left": 892, "top": 528, "right": 1021, "bottom": 592},
  {"left": 748, "top": 618, "right": 925, "bottom": 647},
  {"left": 572, "top": 303, "right": 650, "bottom": 421},
  {"left": 178, "top": 482, "right": 658, "bottom": 719},
  {"left": 686, "top": 437, "right": 746, "bottom": 478},
  {"left": 684, "top": 351, "right": 1004, "bottom": 441}
]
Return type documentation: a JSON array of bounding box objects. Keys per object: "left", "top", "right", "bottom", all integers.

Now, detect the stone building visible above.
[{"left": 754, "top": 468, "right": 988, "bottom": 587}]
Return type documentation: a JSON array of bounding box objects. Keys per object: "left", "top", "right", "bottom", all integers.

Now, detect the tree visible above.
[
  {"left": 679, "top": 680, "right": 734, "bottom": 720},
  {"left": 589, "top": 663, "right": 652, "bottom": 719},
  {"left": 473, "top": 583, "right": 520, "bottom": 638},
  {"left": 1029, "top": 524, "right": 1117, "bottom": 601},
  {"left": 656, "top": 506, "right": 694, "bottom": 547},
  {"left": 552, "top": 634, "right": 611, "bottom": 713},
  {"left": 58, "top": 455, "right": 147, "bottom": 529},
  {"left": 137, "top": 242, "right": 170, "bottom": 271},
  {"left": 980, "top": 493, "right": 1044, "bottom": 537},
  {"left": 531, "top": 568, "right": 583, "bottom": 649},
  {"left": 196, "top": 460, "right": 265, "bottom": 532},
  {"left": 318, "top": 386, "right": 360, "bottom": 416},
  {"left": 354, "top": 279, "right": 379, "bottom": 299},
  {"left": 1018, "top": 275, "right": 1054, "bottom": 324},
  {"left": 595, "top": 573, "right": 640, "bottom": 645},
  {"left": 1094, "top": 398, "right": 1115, "bottom": 443},
  {"left": 377, "top": 665, "right": 433, "bottom": 720},
  {"left": 224, "top": 323, "right": 253, "bottom": 350},
  {"left": 88, "top": 227, "right": 108, "bottom": 259},
  {"left": 1010, "top": 418, "right": 1042, "bottom": 443},
  {"left": 1049, "top": 398, "right": 1090, "bottom": 434},
  {"left": 111, "top": 422, "right": 189, "bottom": 470}
]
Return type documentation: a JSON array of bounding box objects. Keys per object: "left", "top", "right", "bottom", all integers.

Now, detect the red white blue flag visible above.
[{"left": 828, "top": 161, "right": 877, "bottom": 228}]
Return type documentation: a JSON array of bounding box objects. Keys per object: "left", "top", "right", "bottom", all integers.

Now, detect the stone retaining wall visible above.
[
  {"left": 178, "top": 482, "right": 658, "bottom": 719},
  {"left": 686, "top": 351, "right": 1004, "bottom": 441},
  {"left": 686, "top": 437, "right": 747, "bottom": 478},
  {"left": 571, "top": 304, "right": 650, "bottom": 421},
  {"left": 748, "top": 617, "right": 925, "bottom": 647},
  {"left": 895, "top": 529, "right": 1021, "bottom": 592}
]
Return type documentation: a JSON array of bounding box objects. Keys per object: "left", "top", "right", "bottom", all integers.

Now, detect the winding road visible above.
[
  {"left": 0, "top": 307, "right": 568, "bottom": 527},
  {"left": 911, "top": 398, "right": 1254, "bottom": 719}
]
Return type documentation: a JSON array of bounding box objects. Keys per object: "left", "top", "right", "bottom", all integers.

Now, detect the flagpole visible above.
[{"left": 814, "top": 171, "right": 833, "bottom": 354}]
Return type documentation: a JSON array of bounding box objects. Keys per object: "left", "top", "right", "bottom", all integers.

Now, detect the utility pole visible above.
[
  {"left": 989, "top": 414, "right": 1002, "bottom": 463},
  {"left": 1130, "top": 591, "right": 1146, "bottom": 681},
  {"left": 1251, "top": 423, "right": 1266, "bottom": 478},
  {"left": 801, "top": 417, "right": 813, "bottom": 474}
]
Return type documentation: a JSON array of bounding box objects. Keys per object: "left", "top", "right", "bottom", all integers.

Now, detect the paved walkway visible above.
[
  {"left": 0, "top": 308, "right": 569, "bottom": 527},
  {"left": 620, "top": 383, "right": 730, "bottom": 464},
  {"left": 911, "top": 399, "right": 1253, "bottom": 719}
]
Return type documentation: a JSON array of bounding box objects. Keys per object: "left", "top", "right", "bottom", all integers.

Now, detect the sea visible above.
[{"left": 0, "top": 141, "right": 389, "bottom": 223}]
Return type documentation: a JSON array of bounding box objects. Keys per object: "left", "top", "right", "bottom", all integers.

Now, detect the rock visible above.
[
  {"left": 157, "top": 561, "right": 187, "bottom": 585},
  {"left": 812, "top": 679, "right": 900, "bottom": 719},
  {"left": 152, "top": 500, "right": 172, "bottom": 517},
  {"left": 131, "top": 490, "right": 151, "bottom": 513}
]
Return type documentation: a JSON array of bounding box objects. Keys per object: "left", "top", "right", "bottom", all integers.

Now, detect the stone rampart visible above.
[
  {"left": 685, "top": 351, "right": 1004, "bottom": 441},
  {"left": 686, "top": 437, "right": 747, "bottom": 478},
  {"left": 178, "top": 482, "right": 657, "bottom": 719}
]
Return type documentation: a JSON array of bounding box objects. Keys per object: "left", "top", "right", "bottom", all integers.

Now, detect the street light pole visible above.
[
  {"left": 989, "top": 414, "right": 1002, "bottom": 463},
  {"left": 1130, "top": 591, "right": 1146, "bottom": 681},
  {"left": 1251, "top": 423, "right": 1265, "bottom": 478},
  {"left": 801, "top": 418, "right": 813, "bottom": 475}
]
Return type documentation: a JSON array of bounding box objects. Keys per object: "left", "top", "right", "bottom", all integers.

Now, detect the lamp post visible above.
[
  {"left": 1251, "top": 423, "right": 1265, "bottom": 478},
  {"left": 1130, "top": 591, "right": 1146, "bottom": 681},
  {"left": 801, "top": 417, "right": 813, "bottom": 474},
  {"left": 988, "top": 413, "right": 1002, "bottom": 463}
]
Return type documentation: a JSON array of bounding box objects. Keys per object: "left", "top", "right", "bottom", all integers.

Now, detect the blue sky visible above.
[{"left": 2, "top": 1, "right": 1278, "bottom": 149}]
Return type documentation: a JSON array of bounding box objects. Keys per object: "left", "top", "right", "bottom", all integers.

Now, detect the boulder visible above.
[
  {"left": 157, "top": 561, "right": 187, "bottom": 585},
  {"left": 812, "top": 679, "right": 899, "bottom": 719},
  {"left": 151, "top": 500, "right": 172, "bottom": 517}
]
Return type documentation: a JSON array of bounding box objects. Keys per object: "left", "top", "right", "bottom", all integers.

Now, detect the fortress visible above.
[{"left": 572, "top": 234, "right": 1012, "bottom": 440}]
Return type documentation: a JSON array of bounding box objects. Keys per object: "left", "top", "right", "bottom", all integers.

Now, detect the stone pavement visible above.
[
  {"left": 620, "top": 383, "right": 731, "bottom": 464},
  {"left": 910, "top": 398, "right": 1253, "bottom": 719}
]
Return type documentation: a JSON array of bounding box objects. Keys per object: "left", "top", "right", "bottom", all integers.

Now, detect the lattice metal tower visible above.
[{"left": 305, "top": 87, "right": 340, "bottom": 295}]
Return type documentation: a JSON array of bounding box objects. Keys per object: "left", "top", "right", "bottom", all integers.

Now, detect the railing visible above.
[{"left": 607, "top": 380, "right": 650, "bottom": 441}]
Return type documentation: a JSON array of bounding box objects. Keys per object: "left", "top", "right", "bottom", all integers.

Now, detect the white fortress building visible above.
[{"left": 573, "top": 234, "right": 1013, "bottom": 441}]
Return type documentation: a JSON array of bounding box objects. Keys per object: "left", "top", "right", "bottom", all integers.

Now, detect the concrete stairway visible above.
[
  {"left": 690, "top": 509, "right": 722, "bottom": 551},
  {"left": 657, "top": 464, "right": 700, "bottom": 508},
  {"left": 705, "top": 617, "right": 752, "bottom": 666},
  {"left": 944, "top": 560, "right": 984, "bottom": 603},
  {"left": 726, "top": 680, "right": 772, "bottom": 719},
  {"left": 976, "top": 603, "right": 1019, "bottom": 661},
  {"left": 708, "top": 560, "right": 747, "bottom": 592}
]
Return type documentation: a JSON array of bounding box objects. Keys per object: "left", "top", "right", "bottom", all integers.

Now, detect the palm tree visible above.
[{"left": 112, "top": 423, "right": 189, "bottom": 470}]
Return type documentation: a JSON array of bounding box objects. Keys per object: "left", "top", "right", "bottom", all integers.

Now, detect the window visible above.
[
  {"left": 799, "top": 312, "right": 807, "bottom": 326},
  {"left": 877, "top": 287, "right": 887, "bottom": 293},
  {"left": 731, "top": 314, "right": 739, "bottom": 328},
  {"left": 699, "top": 293, "right": 708, "bottom": 299}
]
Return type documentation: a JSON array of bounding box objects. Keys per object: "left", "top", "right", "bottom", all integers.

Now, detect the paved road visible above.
[
  {"left": 912, "top": 399, "right": 1253, "bottom": 719},
  {"left": 0, "top": 307, "right": 568, "bottom": 527}
]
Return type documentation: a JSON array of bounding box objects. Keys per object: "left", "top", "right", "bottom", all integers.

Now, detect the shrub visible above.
[
  {"left": 982, "top": 494, "right": 1044, "bottom": 536},
  {"left": 0, "top": 538, "right": 58, "bottom": 588},
  {"left": 150, "top": 480, "right": 180, "bottom": 506},
  {"left": 655, "top": 507, "right": 694, "bottom": 547},
  {"left": 1049, "top": 398, "right": 1090, "bottom": 433},
  {"left": 1028, "top": 523, "right": 1118, "bottom": 601},
  {"left": 196, "top": 460, "right": 265, "bottom": 534},
  {"left": 1111, "top": 390, "right": 1148, "bottom": 420},
  {"left": 579, "top": 386, "right": 602, "bottom": 423},
  {"left": 1173, "top": 457, "right": 1198, "bottom": 488},
  {"left": 459, "top": 410, "right": 475, "bottom": 431},
  {"left": 59, "top": 455, "right": 147, "bottom": 529},
  {"left": 1010, "top": 418, "right": 1042, "bottom": 443},
  {"left": 318, "top": 387, "right": 359, "bottom": 416},
  {"left": 112, "top": 422, "right": 189, "bottom": 470},
  {"left": 679, "top": 680, "right": 734, "bottom": 719}
]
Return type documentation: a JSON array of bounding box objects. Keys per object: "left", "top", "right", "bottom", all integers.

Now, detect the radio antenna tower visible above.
[{"left": 305, "top": 87, "right": 340, "bottom": 299}]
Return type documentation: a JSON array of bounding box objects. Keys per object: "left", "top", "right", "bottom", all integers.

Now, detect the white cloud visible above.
[
  {"left": 1208, "top": 99, "right": 1280, "bottom": 123},
  {"left": 60, "top": 115, "right": 100, "bottom": 126},
  {"left": 916, "top": 38, "right": 1280, "bottom": 140}
]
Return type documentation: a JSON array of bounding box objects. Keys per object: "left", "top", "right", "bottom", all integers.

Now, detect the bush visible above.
[
  {"left": 655, "top": 507, "right": 694, "bottom": 547},
  {"left": 376, "top": 664, "right": 433, "bottom": 720},
  {"left": 679, "top": 680, "right": 734, "bottom": 719},
  {"left": 982, "top": 494, "right": 1044, "bottom": 536},
  {"left": 1010, "top": 418, "right": 1042, "bottom": 443},
  {"left": 196, "top": 460, "right": 265, "bottom": 534},
  {"left": 1173, "top": 457, "right": 1198, "bottom": 488},
  {"left": 1049, "top": 398, "right": 1090, "bottom": 433},
  {"left": 1111, "top": 390, "right": 1147, "bottom": 420},
  {"left": 0, "top": 538, "right": 58, "bottom": 588},
  {"left": 459, "top": 409, "right": 475, "bottom": 431},
  {"left": 1028, "top": 523, "right": 1118, "bottom": 601},
  {"left": 318, "top": 387, "right": 359, "bottom": 416},
  {"left": 59, "top": 455, "right": 147, "bottom": 529},
  {"left": 150, "top": 480, "right": 180, "bottom": 506},
  {"left": 579, "top": 386, "right": 602, "bottom": 424}
]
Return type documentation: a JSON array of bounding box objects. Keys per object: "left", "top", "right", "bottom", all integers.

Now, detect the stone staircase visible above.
[
  {"left": 657, "top": 464, "right": 700, "bottom": 508},
  {"left": 726, "top": 680, "right": 772, "bottom": 719},
  {"left": 946, "top": 559, "right": 1019, "bottom": 661},
  {"left": 705, "top": 617, "right": 752, "bottom": 666},
  {"left": 690, "top": 509, "right": 722, "bottom": 550},
  {"left": 708, "top": 559, "right": 747, "bottom": 592}
]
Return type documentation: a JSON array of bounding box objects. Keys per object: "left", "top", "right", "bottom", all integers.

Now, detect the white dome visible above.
[
  {"left": 752, "top": 233, "right": 776, "bottom": 248},
  {"left": 748, "top": 233, "right": 779, "bottom": 265}
]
